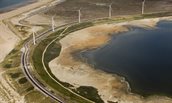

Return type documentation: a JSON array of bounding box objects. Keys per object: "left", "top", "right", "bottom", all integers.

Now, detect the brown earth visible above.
[{"left": 42, "top": 0, "right": 172, "bottom": 22}]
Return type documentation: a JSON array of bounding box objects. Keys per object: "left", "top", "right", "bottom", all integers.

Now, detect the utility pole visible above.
[
  {"left": 78, "top": 9, "right": 81, "bottom": 23},
  {"left": 51, "top": 16, "right": 55, "bottom": 32},
  {"left": 109, "top": 3, "right": 112, "bottom": 19},
  {"left": 142, "top": 0, "right": 146, "bottom": 14},
  {"left": 32, "top": 28, "right": 36, "bottom": 45}
]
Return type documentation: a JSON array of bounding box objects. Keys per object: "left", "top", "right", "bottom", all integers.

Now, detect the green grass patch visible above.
[
  {"left": 142, "top": 12, "right": 172, "bottom": 18},
  {"left": 9, "top": 72, "right": 22, "bottom": 79},
  {"left": 93, "top": 12, "right": 172, "bottom": 25},
  {"left": 26, "top": 86, "right": 34, "bottom": 92},
  {"left": 74, "top": 86, "right": 104, "bottom": 103},
  {"left": 3, "top": 63, "right": 12, "bottom": 68},
  {"left": 18, "top": 77, "right": 28, "bottom": 84},
  {"left": 44, "top": 41, "right": 74, "bottom": 88},
  {"left": 107, "top": 101, "right": 118, "bottom": 103},
  {"left": 31, "top": 13, "right": 172, "bottom": 103},
  {"left": 32, "top": 22, "right": 94, "bottom": 103},
  {"left": 25, "top": 91, "right": 53, "bottom": 103},
  {"left": 33, "top": 38, "right": 91, "bottom": 103},
  {"left": 63, "top": 22, "right": 94, "bottom": 35},
  {"left": 0, "top": 41, "right": 25, "bottom": 69}
]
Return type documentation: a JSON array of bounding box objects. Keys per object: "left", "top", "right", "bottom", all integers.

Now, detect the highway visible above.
[
  {"left": 20, "top": 18, "right": 108, "bottom": 103},
  {"left": 21, "top": 26, "right": 71, "bottom": 103},
  {"left": 21, "top": 20, "right": 95, "bottom": 102}
]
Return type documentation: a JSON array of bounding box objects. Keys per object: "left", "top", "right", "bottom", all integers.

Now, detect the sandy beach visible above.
[
  {"left": 49, "top": 17, "right": 172, "bottom": 103},
  {"left": 0, "top": 22, "right": 19, "bottom": 63},
  {"left": 0, "top": 0, "right": 64, "bottom": 63},
  {"left": 0, "top": 0, "right": 56, "bottom": 21}
]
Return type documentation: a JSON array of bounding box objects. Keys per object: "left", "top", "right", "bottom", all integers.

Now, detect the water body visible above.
[
  {"left": 0, "top": 0, "right": 35, "bottom": 13},
  {"left": 81, "top": 21, "right": 172, "bottom": 97}
]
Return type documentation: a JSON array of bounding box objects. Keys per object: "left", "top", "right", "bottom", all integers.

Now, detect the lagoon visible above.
[{"left": 81, "top": 21, "right": 172, "bottom": 97}]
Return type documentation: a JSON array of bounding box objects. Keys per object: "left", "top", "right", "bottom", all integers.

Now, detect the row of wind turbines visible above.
[{"left": 32, "top": 0, "right": 146, "bottom": 45}]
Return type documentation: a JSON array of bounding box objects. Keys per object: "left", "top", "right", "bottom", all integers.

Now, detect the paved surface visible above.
[{"left": 21, "top": 27, "right": 65, "bottom": 103}]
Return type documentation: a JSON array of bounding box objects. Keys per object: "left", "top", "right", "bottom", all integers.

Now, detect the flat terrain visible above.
[
  {"left": 42, "top": 0, "right": 172, "bottom": 21},
  {"left": 0, "top": 0, "right": 172, "bottom": 103},
  {"left": 0, "top": 22, "right": 19, "bottom": 63},
  {"left": 25, "top": 0, "right": 172, "bottom": 30},
  {"left": 0, "top": 0, "right": 60, "bottom": 103},
  {"left": 49, "top": 17, "right": 172, "bottom": 103}
]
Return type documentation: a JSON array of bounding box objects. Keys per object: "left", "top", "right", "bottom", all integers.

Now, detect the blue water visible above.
[
  {"left": 0, "top": 0, "right": 34, "bottom": 12},
  {"left": 81, "top": 21, "right": 172, "bottom": 97}
]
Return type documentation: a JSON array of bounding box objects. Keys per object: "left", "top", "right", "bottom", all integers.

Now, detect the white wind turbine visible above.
[
  {"left": 32, "top": 28, "right": 36, "bottom": 45},
  {"left": 78, "top": 8, "right": 81, "bottom": 23},
  {"left": 51, "top": 16, "right": 55, "bottom": 32},
  {"left": 142, "top": 0, "right": 146, "bottom": 14},
  {"left": 109, "top": 3, "right": 113, "bottom": 18},
  {"left": 97, "top": 2, "right": 113, "bottom": 18}
]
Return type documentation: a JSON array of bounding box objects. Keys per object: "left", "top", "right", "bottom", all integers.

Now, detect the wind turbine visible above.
[
  {"left": 51, "top": 16, "right": 55, "bottom": 32},
  {"left": 109, "top": 3, "right": 112, "bottom": 18},
  {"left": 142, "top": 0, "right": 146, "bottom": 14},
  {"left": 100, "top": 3, "right": 113, "bottom": 18},
  {"left": 78, "top": 8, "right": 81, "bottom": 23},
  {"left": 32, "top": 28, "right": 36, "bottom": 45}
]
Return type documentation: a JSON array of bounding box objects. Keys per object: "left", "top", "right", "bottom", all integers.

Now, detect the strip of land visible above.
[{"left": 0, "top": 0, "right": 59, "bottom": 103}]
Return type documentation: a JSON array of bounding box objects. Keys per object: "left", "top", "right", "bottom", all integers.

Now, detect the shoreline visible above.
[
  {"left": 0, "top": 0, "right": 61, "bottom": 62},
  {"left": 0, "top": 0, "right": 64, "bottom": 102},
  {"left": 49, "top": 17, "right": 172, "bottom": 103},
  {"left": 75, "top": 17, "right": 172, "bottom": 100},
  {"left": 0, "top": 0, "right": 56, "bottom": 21},
  {"left": 0, "top": 0, "right": 37, "bottom": 14}
]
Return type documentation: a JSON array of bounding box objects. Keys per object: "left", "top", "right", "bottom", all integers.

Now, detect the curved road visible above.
[
  {"left": 21, "top": 18, "right": 109, "bottom": 103},
  {"left": 21, "top": 27, "right": 66, "bottom": 103}
]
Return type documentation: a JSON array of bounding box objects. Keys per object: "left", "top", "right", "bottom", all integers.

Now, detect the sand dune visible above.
[{"left": 0, "top": 22, "right": 19, "bottom": 63}]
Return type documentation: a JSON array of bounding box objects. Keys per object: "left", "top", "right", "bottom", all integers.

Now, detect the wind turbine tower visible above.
[
  {"left": 109, "top": 3, "right": 112, "bottom": 18},
  {"left": 78, "top": 9, "right": 81, "bottom": 23},
  {"left": 142, "top": 0, "right": 146, "bottom": 14},
  {"left": 32, "top": 28, "right": 36, "bottom": 45},
  {"left": 52, "top": 16, "right": 55, "bottom": 32}
]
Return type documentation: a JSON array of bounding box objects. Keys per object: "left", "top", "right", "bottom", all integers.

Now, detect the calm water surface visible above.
[
  {"left": 0, "top": 0, "right": 34, "bottom": 12},
  {"left": 81, "top": 21, "right": 172, "bottom": 97}
]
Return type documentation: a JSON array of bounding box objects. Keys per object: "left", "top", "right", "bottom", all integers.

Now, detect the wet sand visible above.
[
  {"left": 0, "top": 0, "right": 55, "bottom": 21},
  {"left": 0, "top": 0, "right": 37, "bottom": 13}
]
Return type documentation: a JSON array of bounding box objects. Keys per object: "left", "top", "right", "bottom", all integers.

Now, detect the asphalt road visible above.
[
  {"left": 20, "top": 16, "right": 111, "bottom": 103},
  {"left": 21, "top": 27, "right": 65, "bottom": 103}
]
